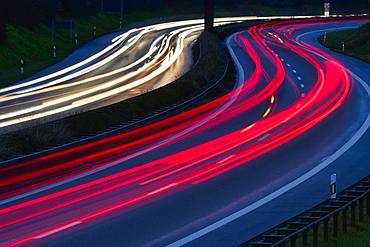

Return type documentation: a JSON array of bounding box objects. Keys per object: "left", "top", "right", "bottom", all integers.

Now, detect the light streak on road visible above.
[{"left": 1, "top": 16, "right": 368, "bottom": 246}]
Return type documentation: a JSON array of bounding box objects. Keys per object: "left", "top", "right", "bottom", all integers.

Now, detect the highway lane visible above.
[
  {"left": 177, "top": 21, "right": 370, "bottom": 247},
  {"left": 1, "top": 17, "right": 369, "bottom": 247}
]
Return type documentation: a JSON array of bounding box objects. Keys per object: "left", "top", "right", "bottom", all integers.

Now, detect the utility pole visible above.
[{"left": 204, "top": 0, "right": 214, "bottom": 31}]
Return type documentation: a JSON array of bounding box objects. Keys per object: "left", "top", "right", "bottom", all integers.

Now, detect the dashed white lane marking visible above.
[
  {"left": 258, "top": 134, "right": 270, "bottom": 142},
  {"left": 147, "top": 183, "right": 178, "bottom": 196},
  {"left": 300, "top": 84, "right": 305, "bottom": 88},
  {"left": 281, "top": 58, "right": 284, "bottom": 61},
  {"left": 297, "top": 76, "right": 302, "bottom": 80},
  {"left": 216, "top": 155, "right": 236, "bottom": 164},
  {"left": 301, "top": 93, "right": 306, "bottom": 97},
  {"left": 167, "top": 25, "right": 370, "bottom": 247},
  {"left": 293, "top": 69, "right": 297, "bottom": 73},
  {"left": 34, "top": 221, "right": 82, "bottom": 239},
  {"left": 286, "top": 63, "right": 291, "bottom": 67}
]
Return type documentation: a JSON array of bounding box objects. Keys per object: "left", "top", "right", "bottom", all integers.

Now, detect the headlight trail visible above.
[
  {"left": 1, "top": 16, "right": 368, "bottom": 246},
  {"left": 0, "top": 15, "right": 324, "bottom": 131},
  {"left": 0, "top": 17, "right": 254, "bottom": 131}
]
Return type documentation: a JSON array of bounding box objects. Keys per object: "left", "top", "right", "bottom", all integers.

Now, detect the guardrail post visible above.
[
  {"left": 342, "top": 208, "right": 348, "bottom": 233},
  {"left": 351, "top": 202, "right": 356, "bottom": 227},
  {"left": 324, "top": 219, "right": 329, "bottom": 241},
  {"left": 359, "top": 198, "right": 364, "bottom": 222},
  {"left": 302, "top": 230, "right": 308, "bottom": 247},
  {"left": 333, "top": 213, "right": 338, "bottom": 238},
  {"left": 313, "top": 223, "right": 319, "bottom": 247},
  {"left": 367, "top": 192, "right": 370, "bottom": 216},
  {"left": 290, "top": 236, "right": 297, "bottom": 247}
]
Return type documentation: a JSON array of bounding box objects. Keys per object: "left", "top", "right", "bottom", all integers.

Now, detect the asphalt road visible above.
[{"left": 1, "top": 17, "right": 369, "bottom": 247}]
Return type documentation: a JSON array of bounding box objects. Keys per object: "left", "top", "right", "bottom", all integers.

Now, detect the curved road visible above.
[{"left": 0, "top": 17, "right": 369, "bottom": 247}]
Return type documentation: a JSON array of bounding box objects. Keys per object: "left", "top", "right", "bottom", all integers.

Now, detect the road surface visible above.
[{"left": 1, "top": 17, "right": 369, "bottom": 247}]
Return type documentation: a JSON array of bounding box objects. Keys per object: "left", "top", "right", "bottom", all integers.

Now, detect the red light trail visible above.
[{"left": 1, "top": 17, "right": 367, "bottom": 246}]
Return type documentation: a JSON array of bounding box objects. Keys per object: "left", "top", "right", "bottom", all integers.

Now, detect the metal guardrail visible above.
[{"left": 244, "top": 175, "right": 370, "bottom": 247}]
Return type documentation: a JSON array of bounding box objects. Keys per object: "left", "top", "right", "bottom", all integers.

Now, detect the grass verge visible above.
[
  {"left": 318, "top": 22, "right": 370, "bottom": 63},
  {"left": 295, "top": 212, "right": 370, "bottom": 247}
]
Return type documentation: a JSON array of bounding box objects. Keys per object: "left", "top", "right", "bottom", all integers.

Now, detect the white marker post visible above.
[
  {"left": 324, "top": 2, "right": 330, "bottom": 17},
  {"left": 74, "top": 33, "right": 78, "bottom": 45},
  {"left": 342, "top": 41, "right": 345, "bottom": 52},
  {"left": 330, "top": 173, "right": 337, "bottom": 199},
  {"left": 52, "top": 45, "right": 57, "bottom": 58},
  {"left": 323, "top": 32, "right": 327, "bottom": 43},
  {"left": 93, "top": 26, "right": 97, "bottom": 37},
  {"left": 20, "top": 59, "right": 24, "bottom": 74}
]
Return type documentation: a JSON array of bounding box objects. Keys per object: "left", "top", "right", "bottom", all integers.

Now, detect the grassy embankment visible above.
[
  {"left": 319, "top": 22, "right": 370, "bottom": 63},
  {"left": 295, "top": 215, "right": 370, "bottom": 247},
  {"left": 321, "top": 215, "right": 370, "bottom": 247}
]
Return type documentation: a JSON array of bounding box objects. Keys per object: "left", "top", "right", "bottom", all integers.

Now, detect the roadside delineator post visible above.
[
  {"left": 52, "top": 45, "right": 57, "bottom": 58},
  {"left": 323, "top": 32, "right": 327, "bottom": 43},
  {"left": 74, "top": 33, "right": 78, "bottom": 45},
  {"left": 324, "top": 2, "right": 330, "bottom": 17},
  {"left": 93, "top": 26, "right": 97, "bottom": 37},
  {"left": 342, "top": 41, "right": 345, "bottom": 52},
  {"left": 331, "top": 173, "right": 337, "bottom": 199},
  {"left": 20, "top": 59, "right": 24, "bottom": 74}
]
